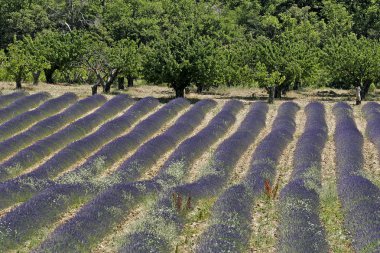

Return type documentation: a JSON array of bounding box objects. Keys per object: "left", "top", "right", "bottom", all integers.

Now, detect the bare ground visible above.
[
  {"left": 320, "top": 103, "right": 354, "bottom": 253},
  {"left": 248, "top": 101, "right": 306, "bottom": 253}
]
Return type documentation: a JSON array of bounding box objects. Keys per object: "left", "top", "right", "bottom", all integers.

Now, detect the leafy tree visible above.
[
  {"left": 323, "top": 34, "right": 380, "bottom": 99},
  {"left": 142, "top": 0, "right": 241, "bottom": 97},
  {"left": 144, "top": 32, "right": 224, "bottom": 97},
  {"left": 81, "top": 34, "right": 141, "bottom": 93},
  {"left": 34, "top": 30, "right": 85, "bottom": 83},
  {"left": 103, "top": 0, "right": 163, "bottom": 44},
  {"left": 4, "top": 38, "right": 50, "bottom": 89},
  {"left": 321, "top": 0, "right": 352, "bottom": 38},
  {"left": 254, "top": 61, "right": 285, "bottom": 103}
]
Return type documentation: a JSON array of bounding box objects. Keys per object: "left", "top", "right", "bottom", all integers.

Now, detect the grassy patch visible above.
[
  {"left": 320, "top": 181, "right": 353, "bottom": 253},
  {"left": 176, "top": 197, "right": 217, "bottom": 252},
  {"left": 249, "top": 195, "right": 278, "bottom": 252}
]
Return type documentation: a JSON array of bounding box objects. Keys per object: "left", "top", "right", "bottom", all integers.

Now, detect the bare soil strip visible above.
[
  {"left": 92, "top": 205, "right": 149, "bottom": 253},
  {"left": 91, "top": 102, "right": 225, "bottom": 252},
  {"left": 320, "top": 103, "right": 354, "bottom": 253},
  {"left": 0, "top": 104, "right": 103, "bottom": 164},
  {"left": 186, "top": 101, "right": 248, "bottom": 183},
  {"left": 248, "top": 101, "right": 305, "bottom": 252},
  {"left": 100, "top": 103, "right": 193, "bottom": 178},
  {"left": 20, "top": 202, "right": 88, "bottom": 252},
  {"left": 353, "top": 104, "right": 380, "bottom": 187},
  {"left": 177, "top": 102, "right": 279, "bottom": 253},
  {"left": 228, "top": 103, "right": 279, "bottom": 186},
  {"left": 52, "top": 105, "right": 163, "bottom": 180},
  {"left": 19, "top": 108, "right": 129, "bottom": 178},
  {"left": 0, "top": 202, "right": 22, "bottom": 219},
  {"left": 138, "top": 101, "right": 225, "bottom": 181}
]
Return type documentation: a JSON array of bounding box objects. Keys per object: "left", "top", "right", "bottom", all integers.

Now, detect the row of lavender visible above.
[
  {"left": 0, "top": 93, "right": 77, "bottom": 142},
  {"left": 197, "top": 102, "right": 299, "bottom": 252},
  {"left": 0, "top": 94, "right": 106, "bottom": 163},
  {"left": 0, "top": 91, "right": 27, "bottom": 108},
  {"left": 334, "top": 102, "right": 380, "bottom": 252},
  {"left": 0, "top": 96, "right": 160, "bottom": 210},
  {"left": 0, "top": 98, "right": 191, "bottom": 251},
  {"left": 35, "top": 100, "right": 242, "bottom": 252},
  {"left": 277, "top": 102, "right": 329, "bottom": 252},
  {"left": 0, "top": 94, "right": 132, "bottom": 182},
  {"left": 121, "top": 102, "right": 268, "bottom": 252},
  {"left": 0, "top": 92, "right": 50, "bottom": 124}
]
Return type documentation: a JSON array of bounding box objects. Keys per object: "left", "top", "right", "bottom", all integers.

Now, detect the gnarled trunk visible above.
[
  {"left": 361, "top": 80, "right": 372, "bottom": 100},
  {"left": 118, "top": 77, "right": 125, "bottom": 90},
  {"left": 173, "top": 84, "right": 185, "bottom": 98},
  {"left": 33, "top": 71, "right": 41, "bottom": 86},
  {"left": 44, "top": 67, "right": 57, "bottom": 84},
  {"left": 127, "top": 76, "right": 134, "bottom": 87},
  {"left": 268, "top": 86, "right": 275, "bottom": 104},
  {"left": 102, "top": 69, "right": 119, "bottom": 93},
  {"left": 196, "top": 85, "right": 203, "bottom": 94},
  {"left": 16, "top": 78, "right": 22, "bottom": 89}
]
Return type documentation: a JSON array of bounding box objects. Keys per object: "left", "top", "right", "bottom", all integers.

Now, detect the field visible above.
[{"left": 0, "top": 86, "right": 379, "bottom": 253}]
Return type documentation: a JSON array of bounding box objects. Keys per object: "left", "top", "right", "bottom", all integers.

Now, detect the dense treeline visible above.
[{"left": 0, "top": 0, "right": 379, "bottom": 99}]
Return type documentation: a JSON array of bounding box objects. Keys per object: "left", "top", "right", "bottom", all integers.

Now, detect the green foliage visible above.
[
  {"left": 369, "top": 83, "right": 377, "bottom": 94},
  {"left": 323, "top": 34, "right": 380, "bottom": 96},
  {"left": 0, "top": 0, "right": 378, "bottom": 97},
  {"left": 143, "top": 0, "right": 232, "bottom": 97},
  {"left": 4, "top": 37, "right": 50, "bottom": 87}
]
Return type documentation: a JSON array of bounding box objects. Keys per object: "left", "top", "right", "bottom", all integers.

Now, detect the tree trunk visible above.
[
  {"left": 174, "top": 86, "right": 185, "bottom": 98},
  {"left": 33, "top": 71, "right": 41, "bottom": 86},
  {"left": 92, "top": 84, "right": 99, "bottom": 95},
  {"left": 274, "top": 86, "right": 282, "bottom": 99},
  {"left": 127, "top": 76, "right": 134, "bottom": 87},
  {"left": 44, "top": 68, "right": 56, "bottom": 84},
  {"left": 118, "top": 77, "right": 125, "bottom": 90},
  {"left": 196, "top": 85, "right": 203, "bottom": 94},
  {"left": 16, "top": 78, "right": 22, "bottom": 89},
  {"left": 102, "top": 69, "right": 119, "bottom": 93},
  {"left": 361, "top": 80, "right": 371, "bottom": 100},
  {"left": 268, "top": 86, "right": 275, "bottom": 104}
]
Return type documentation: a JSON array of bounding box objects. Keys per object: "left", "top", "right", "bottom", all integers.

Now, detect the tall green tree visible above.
[
  {"left": 3, "top": 37, "right": 50, "bottom": 89},
  {"left": 33, "top": 30, "right": 85, "bottom": 83},
  {"left": 81, "top": 34, "right": 141, "bottom": 94},
  {"left": 143, "top": 0, "right": 238, "bottom": 97},
  {"left": 323, "top": 34, "right": 380, "bottom": 99}
]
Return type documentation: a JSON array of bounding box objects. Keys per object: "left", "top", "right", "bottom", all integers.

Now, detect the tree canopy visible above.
[{"left": 0, "top": 0, "right": 379, "bottom": 99}]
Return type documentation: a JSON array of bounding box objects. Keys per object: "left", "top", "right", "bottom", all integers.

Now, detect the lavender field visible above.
[{"left": 0, "top": 92, "right": 379, "bottom": 253}]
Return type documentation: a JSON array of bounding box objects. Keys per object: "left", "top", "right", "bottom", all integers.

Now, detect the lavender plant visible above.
[
  {"left": 197, "top": 102, "right": 299, "bottom": 253},
  {"left": 0, "top": 92, "right": 50, "bottom": 124},
  {"left": 120, "top": 102, "right": 274, "bottom": 252},
  {"left": 0, "top": 95, "right": 133, "bottom": 182},
  {"left": 0, "top": 93, "right": 77, "bottom": 142},
  {"left": 277, "top": 102, "right": 328, "bottom": 253},
  {"left": 0, "top": 91, "right": 27, "bottom": 108},
  {"left": 36, "top": 100, "right": 241, "bottom": 252},
  {"left": 0, "top": 97, "right": 159, "bottom": 210},
  {"left": 334, "top": 102, "right": 380, "bottom": 252},
  {"left": 0, "top": 98, "right": 190, "bottom": 251},
  {"left": 0, "top": 94, "right": 106, "bottom": 162}
]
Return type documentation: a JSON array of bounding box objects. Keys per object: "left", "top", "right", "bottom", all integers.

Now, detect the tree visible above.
[
  {"left": 254, "top": 61, "right": 285, "bottom": 103},
  {"left": 34, "top": 30, "right": 84, "bottom": 83},
  {"left": 142, "top": 0, "right": 238, "bottom": 97},
  {"left": 144, "top": 33, "right": 224, "bottom": 97},
  {"left": 321, "top": 0, "right": 352, "bottom": 38},
  {"left": 4, "top": 38, "right": 50, "bottom": 89},
  {"left": 81, "top": 34, "right": 141, "bottom": 94},
  {"left": 323, "top": 34, "right": 380, "bottom": 99}
]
